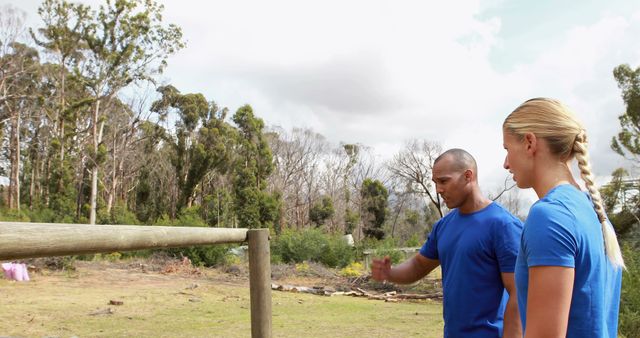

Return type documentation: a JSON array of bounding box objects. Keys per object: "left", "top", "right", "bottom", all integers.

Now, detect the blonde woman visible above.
[{"left": 502, "top": 98, "right": 624, "bottom": 337}]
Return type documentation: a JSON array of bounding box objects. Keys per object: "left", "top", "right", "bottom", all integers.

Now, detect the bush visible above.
[
  {"left": 319, "top": 233, "right": 355, "bottom": 268},
  {"left": 0, "top": 208, "right": 31, "bottom": 222},
  {"left": 340, "top": 262, "right": 365, "bottom": 277},
  {"left": 356, "top": 237, "right": 405, "bottom": 265},
  {"left": 153, "top": 209, "right": 233, "bottom": 267},
  {"left": 271, "top": 228, "right": 355, "bottom": 268},
  {"left": 404, "top": 233, "right": 423, "bottom": 248},
  {"left": 620, "top": 243, "right": 640, "bottom": 338}
]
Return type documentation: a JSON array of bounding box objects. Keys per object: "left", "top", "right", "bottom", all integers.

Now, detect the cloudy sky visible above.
[{"left": 4, "top": 0, "right": 640, "bottom": 206}]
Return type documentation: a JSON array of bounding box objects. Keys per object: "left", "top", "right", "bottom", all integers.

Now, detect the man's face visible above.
[{"left": 432, "top": 156, "right": 470, "bottom": 209}]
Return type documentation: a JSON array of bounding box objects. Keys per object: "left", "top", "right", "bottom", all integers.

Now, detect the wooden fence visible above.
[{"left": 0, "top": 222, "right": 272, "bottom": 338}]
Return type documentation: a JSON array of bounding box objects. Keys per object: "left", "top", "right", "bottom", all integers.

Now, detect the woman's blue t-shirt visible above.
[
  {"left": 515, "top": 184, "right": 622, "bottom": 337},
  {"left": 420, "top": 202, "right": 523, "bottom": 338}
]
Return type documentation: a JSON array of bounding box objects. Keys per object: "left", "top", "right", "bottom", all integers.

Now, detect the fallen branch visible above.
[{"left": 270, "top": 283, "right": 442, "bottom": 301}]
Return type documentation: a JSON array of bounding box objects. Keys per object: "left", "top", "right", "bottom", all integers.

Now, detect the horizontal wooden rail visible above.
[
  {"left": 0, "top": 222, "right": 249, "bottom": 260},
  {"left": 0, "top": 222, "right": 271, "bottom": 337}
]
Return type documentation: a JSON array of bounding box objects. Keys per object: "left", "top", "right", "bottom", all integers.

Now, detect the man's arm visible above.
[
  {"left": 523, "top": 266, "right": 574, "bottom": 338},
  {"left": 501, "top": 272, "right": 522, "bottom": 338},
  {"left": 371, "top": 253, "right": 439, "bottom": 284}
]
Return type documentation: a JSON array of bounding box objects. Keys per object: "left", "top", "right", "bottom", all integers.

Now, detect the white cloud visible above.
[{"left": 4, "top": 0, "right": 640, "bottom": 210}]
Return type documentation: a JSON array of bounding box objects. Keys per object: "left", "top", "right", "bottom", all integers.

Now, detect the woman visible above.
[{"left": 502, "top": 98, "right": 624, "bottom": 337}]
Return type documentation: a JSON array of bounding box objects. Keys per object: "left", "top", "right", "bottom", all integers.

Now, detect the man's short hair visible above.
[{"left": 434, "top": 148, "right": 478, "bottom": 173}]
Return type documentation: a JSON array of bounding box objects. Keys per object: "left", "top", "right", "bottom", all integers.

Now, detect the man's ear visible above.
[
  {"left": 523, "top": 132, "right": 537, "bottom": 155},
  {"left": 464, "top": 169, "right": 474, "bottom": 182}
]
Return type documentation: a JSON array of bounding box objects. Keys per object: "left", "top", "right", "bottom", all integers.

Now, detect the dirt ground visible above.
[{"left": 0, "top": 256, "right": 444, "bottom": 337}]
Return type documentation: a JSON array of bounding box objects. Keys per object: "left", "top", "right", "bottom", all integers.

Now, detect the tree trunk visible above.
[
  {"left": 106, "top": 130, "right": 117, "bottom": 215},
  {"left": 89, "top": 99, "right": 103, "bottom": 225},
  {"left": 8, "top": 112, "right": 20, "bottom": 211}
]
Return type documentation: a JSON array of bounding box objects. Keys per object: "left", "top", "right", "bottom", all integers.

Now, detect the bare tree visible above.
[
  {"left": 386, "top": 139, "right": 444, "bottom": 218},
  {"left": 267, "top": 127, "right": 328, "bottom": 230},
  {"left": 488, "top": 176, "right": 524, "bottom": 219}
]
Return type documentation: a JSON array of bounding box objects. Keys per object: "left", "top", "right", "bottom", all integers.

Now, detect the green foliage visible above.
[
  {"left": 232, "top": 105, "right": 275, "bottom": 229},
  {"left": 360, "top": 178, "right": 389, "bottom": 240},
  {"left": 404, "top": 233, "right": 423, "bottom": 247},
  {"left": 271, "top": 228, "right": 354, "bottom": 268},
  {"left": 344, "top": 208, "right": 359, "bottom": 235},
  {"left": 98, "top": 203, "right": 139, "bottom": 225},
  {"left": 166, "top": 244, "right": 230, "bottom": 267},
  {"left": 0, "top": 208, "right": 31, "bottom": 222},
  {"left": 620, "top": 243, "right": 640, "bottom": 338},
  {"left": 612, "top": 64, "right": 640, "bottom": 158},
  {"left": 340, "top": 262, "right": 365, "bottom": 277},
  {"left": 259, "top": 191, "right": 281, "bottom": 231},
  {"left": 357, "top": 237, "right": 404, "bottom": 264},
  {"left": 153, "top": 208, "right": 230, "bottom": 266},
  {"left": 600, "top": 168, "right": 639, "bottom": 238},
  {"left": 309, "top": 196, "right": 335, "bottom": 227}
]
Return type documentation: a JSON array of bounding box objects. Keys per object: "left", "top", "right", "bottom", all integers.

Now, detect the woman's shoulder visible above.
[{"left": 527, "top": 195, "right": 577, "bottom": 230}]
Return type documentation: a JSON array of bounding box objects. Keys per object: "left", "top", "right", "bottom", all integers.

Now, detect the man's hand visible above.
[{"left": 371, "top": 256, "right": 392, "bottom": 282}]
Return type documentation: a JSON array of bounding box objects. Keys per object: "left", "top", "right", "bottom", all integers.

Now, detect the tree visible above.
[
  {"left": 151, "top": 85, "right": 232, "bottom": 214},
  {"left": 232, "top": 105, "right": 278, "bottom": 229},
  {"left": 309, "top": 195, "right": 334, "bottom": 227},
  {"left": 31, "top": 0, "right": 91, "bottom": 163},
  {"left": 78, "top": 0, "right": 185, "bottom": 224},
  {"left": 612, "top": 64, "right": 640, "bottom": 162},
  {"left": 600, "top": 168, "right": 639, "bottom": 237},
  {"left": 387, "top": 139, "right": 444, "bottom": 218},
  {"left": 360, "top": 178, "right": 388, "bottom": 240},
  {"left": 1, "top": 41, "right": 40, "bottom": 211},
  {"left": 266, "top": 127, "right": 327, "bottom": 230}
]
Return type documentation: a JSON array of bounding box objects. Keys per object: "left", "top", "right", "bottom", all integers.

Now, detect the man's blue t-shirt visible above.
[
  {"left": 419, "top": 202, "right": 523, "bottom": 338},
  {"left": 515, "top": 184, "right": 622, "bottom": 337}
]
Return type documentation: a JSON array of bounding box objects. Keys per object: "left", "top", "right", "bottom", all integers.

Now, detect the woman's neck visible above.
[{"left": 532, "top": 160, "right": 578, "bottom": 199}]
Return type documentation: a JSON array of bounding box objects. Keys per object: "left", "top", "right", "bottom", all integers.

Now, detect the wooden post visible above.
[
  {"left": 248, "top": 228, "right": 271, "bottom": 338},
  {"left": 0, "top": 222, "right": 248, "bottom": 260}
]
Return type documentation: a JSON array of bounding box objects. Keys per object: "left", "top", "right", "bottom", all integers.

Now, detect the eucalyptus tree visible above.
[
  {"left": 360, "top": 178, "right": 389, "bottom": 240},
  {"left": 151, "top": 85, "right": 234, "bottom": 216},
  {"left": 77, "top": 0, "right": 184, "bottom": 224},
  {"left": 31, "top": 0, "right": 91, "bottom": 163},
  {"left": 612, "top": 64, "right": 640, "bottom": 163},
  {"left": 232, "top": 105, "right": 279, "bottom": 229},
  {"left": 0, "top": 41, "right": 41, "bottom": 210}
]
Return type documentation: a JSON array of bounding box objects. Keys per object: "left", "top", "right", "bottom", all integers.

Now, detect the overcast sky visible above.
[{"left": 4, "top": 0, "right": 640, "bottom": 207}]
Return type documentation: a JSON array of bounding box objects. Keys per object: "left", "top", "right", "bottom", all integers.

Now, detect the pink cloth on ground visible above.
[{"left": 2, "top": 262, "right": 30, "bottom": 281}]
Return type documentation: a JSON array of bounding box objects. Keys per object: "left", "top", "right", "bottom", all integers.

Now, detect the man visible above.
[{"left": 371, "top": 148, "right": 523, "bottom": 338}]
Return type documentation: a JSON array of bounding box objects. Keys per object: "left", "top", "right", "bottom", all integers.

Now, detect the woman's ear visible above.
[{"left": 523, "top": 132, "right": 537, "bottom": 155}]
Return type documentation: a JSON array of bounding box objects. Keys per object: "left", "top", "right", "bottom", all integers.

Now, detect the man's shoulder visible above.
[{"left": 484, "top": 202, "right": 523, "bottom": 226}]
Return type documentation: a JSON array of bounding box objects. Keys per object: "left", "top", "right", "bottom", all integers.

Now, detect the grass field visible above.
[{"left": 0, "top": 261, "right": 443, "bottom": 337}]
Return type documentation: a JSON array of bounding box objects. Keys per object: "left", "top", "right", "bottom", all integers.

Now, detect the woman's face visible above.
[{"left": 502, "top": 130, "right": 532, "bottom": 189}]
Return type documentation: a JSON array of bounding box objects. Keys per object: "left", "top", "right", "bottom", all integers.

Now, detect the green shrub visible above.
[
  {"left": 355, "top": 237, "right": 405, "bottom": 265},
  {"left": 319, "top": 234, "right": 355, "bottom": 268},
  {"left": 404, "top": 233, "right": 423, "bottom": 248},
  {"left": 153, "top": 209, "right": 232, "bottom": 267},
  {"left": 340, "top": 262, "right": 364, "bottom": 277},
  {"left": 271, "top": 228, "right": 355, "bottom": 268},
  {"left": 620, "top": 243, "right": 640, "bottom": 338},
  {"left": 0, "top": 208, "right": 31, "bottom": 222}
]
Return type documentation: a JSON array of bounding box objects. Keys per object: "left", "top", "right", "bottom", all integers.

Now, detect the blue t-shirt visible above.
[
  {"left": 420, "top": 202, "right": 523, "bottom": 338},
  {"left": 515, "top": 184, "right": 622, "bottom": 337}
]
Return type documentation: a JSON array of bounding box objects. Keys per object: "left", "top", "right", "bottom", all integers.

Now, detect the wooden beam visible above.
[
  {"left": 0, "top": 222, "right": 248, "bottom": 260},
  {"left": 248, "top": 228, "right": 272, "bottom": 338}
]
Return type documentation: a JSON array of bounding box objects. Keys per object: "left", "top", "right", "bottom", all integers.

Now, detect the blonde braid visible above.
[{"left": 573, "top": 131, "right": 625, "bottom": 269}]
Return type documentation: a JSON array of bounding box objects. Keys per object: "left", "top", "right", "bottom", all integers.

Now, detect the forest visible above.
[
  {"left": 0, "top": 0, "right": 516, "bottom": 244},
  {"left": 2, "top": 0, "right": 640, "bottom": 335}
]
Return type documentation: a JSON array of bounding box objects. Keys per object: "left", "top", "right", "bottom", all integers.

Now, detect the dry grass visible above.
[{"left": 0, "top": 260, "right": 443, "bottom": 337}]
